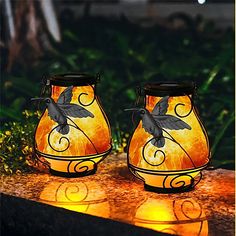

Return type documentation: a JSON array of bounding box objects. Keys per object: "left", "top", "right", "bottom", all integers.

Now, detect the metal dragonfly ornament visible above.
[
  {"left": 31, "top": 86, "right": 94, "bottom": 135},
  {"left": 125, "top": 96, "right": 191, "bottom": 148}
]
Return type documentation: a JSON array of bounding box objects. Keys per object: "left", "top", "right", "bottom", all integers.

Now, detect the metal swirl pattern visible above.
[
  {"left": 47, "top": 124, "right": 74, "bottom": 152},
  {"left": 48, "top": 119, "right": 98, "bottom": 154},
  {"left": 142, "top": 138, "right": 166, "bottom": 167},
  {"left": 142, "top": 131, "right": 196, "bottom": 168},
  {"left": 78, "top": 85, "right": 96, "bottom": 107},
  {"left": 163, "top": 174, "right": 195, "bottom": 190},
  {"left": 174, "top": 95, "right": 193, "bottom": 118},
  {"left": 67, "top": 159, "right": 97, "bottom": 176}
]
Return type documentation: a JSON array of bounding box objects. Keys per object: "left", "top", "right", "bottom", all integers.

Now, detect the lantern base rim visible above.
[
  {"left": 144, "top": 183, "right": 194, "bottom": 193},
  {"left": 35, "top": 147, "right": 112, "bottom": 177},
  {"left": 50, "top": 168, "right": 97, "bottom": 178},
  {"left": 128, "top": 164, "right": 205, "bottom": 193},
  {"left": 128, "top": 162, "right": 209, "bottom": 174}
]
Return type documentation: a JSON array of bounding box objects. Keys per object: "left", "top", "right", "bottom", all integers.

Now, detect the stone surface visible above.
[
  {"left": 0, "top": 153, "right": 235, "bottom": 236},
  {"left": 1, "top": 193, "right": 169, "bottom": 236}
]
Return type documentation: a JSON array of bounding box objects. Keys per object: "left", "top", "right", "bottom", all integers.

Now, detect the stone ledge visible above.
[{"left": 0, "top": 153, "right": 235, "bottom": 235}]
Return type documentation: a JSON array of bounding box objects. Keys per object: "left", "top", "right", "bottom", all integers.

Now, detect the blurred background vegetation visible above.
[{"left": 0, "top": 0, "right": 234, "bottom": 174}]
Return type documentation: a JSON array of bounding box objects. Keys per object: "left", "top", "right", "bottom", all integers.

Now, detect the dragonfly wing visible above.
[
  {"left": 58, "top": 103, "right": 94, "bottom": 118},
  {"left": 153, "top": 114, "right": 191, "bottom": 130},
  {"left": 152, "top": 96, "right": 169, "bottom": 115},
  {"left": 57, "top": 86, "right": 73, "bottom": 104}
]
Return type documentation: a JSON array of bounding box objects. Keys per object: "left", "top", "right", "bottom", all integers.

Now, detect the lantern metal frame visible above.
[
  {"left": 127, "top": 81, "right": 211, "bottom": 193},
  {"left": 33, "top": 73, "right": 112, "bottom": 177}
]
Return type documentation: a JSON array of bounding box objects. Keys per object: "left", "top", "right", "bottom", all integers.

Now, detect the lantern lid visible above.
[
  {"left": 49, "top": 73, "right": 98, "bottom": 86},
  {"left": 144, "top": 81, "right": 195, "bottom": 96}
]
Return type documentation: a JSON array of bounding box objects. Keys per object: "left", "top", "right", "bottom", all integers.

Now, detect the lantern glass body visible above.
[
  {"left": 34, "top": 74, "right": 112, "bottom": 176},
  {"left": 127, "top": 82, "right": 210, "bottom": 192}
]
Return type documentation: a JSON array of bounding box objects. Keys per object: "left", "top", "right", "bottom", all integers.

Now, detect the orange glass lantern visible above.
[
  {"left": 32, "top": 73, "right": 112, "bottom": 177},
  {"left": 126, "top": 82, "right": 210, "bottom": 192}
]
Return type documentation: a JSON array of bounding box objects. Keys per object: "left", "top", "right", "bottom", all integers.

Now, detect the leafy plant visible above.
[
  {"left": 0, "top": 15, "right": 234, "bottom": 174},
  {"left": 0, "top": 110, "right": 41, "bottom": 174}
]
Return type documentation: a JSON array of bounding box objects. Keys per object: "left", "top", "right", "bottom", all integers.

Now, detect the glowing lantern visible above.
[
  {"left": 134, "top": 198, "right": 208, "bottom": 235},
  {"left": 32, "top": 73, "right": 112, "bottom": 177},
  {"left": 126, "top": 82, "right": 210, "bottom": 192}
]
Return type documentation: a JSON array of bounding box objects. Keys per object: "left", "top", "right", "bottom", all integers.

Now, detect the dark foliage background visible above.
[{"left": 0, "top": 12, "right": 234, "bottom": 174}]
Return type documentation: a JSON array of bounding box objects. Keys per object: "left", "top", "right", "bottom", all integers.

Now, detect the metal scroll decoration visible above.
[
  {"left": 162, "top": 171, "right": 203, "bottom": 190},
  {"left": 47, "top": 116, "right": 98, "bottom": 154},
  {"left": 129, "top": 165, "right": 203, "bottom": 192},
  {"left": 66, "top": 159, "right": 97, "bottom": 176},
  {"left": 78, "top": 84, "right": 96, "bottom": 107}
]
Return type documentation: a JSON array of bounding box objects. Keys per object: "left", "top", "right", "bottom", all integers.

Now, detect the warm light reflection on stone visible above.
[
  {"left": 39, "top": 181, "right": 110, "bottom": 218},
  {"left": 134, "top": 198, "right": 208, "bottom": 236}
]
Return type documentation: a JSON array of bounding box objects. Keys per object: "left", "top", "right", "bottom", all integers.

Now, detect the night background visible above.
[{"left": 0, "top": 0, "right": 234, "bottom": 174}]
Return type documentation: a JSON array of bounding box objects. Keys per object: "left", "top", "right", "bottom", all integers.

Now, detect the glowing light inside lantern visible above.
[
  {"left": 34, "top": 84, "right": 112, "bottom": 175},
  {"left": 36, "top": 85, "right": 111, "bottom": 156},
  {"left": 129, "top": 96, "right": 209, "bottom": 171},
  {"left": 127, "top": 88, "right": 210, "bottom": 191}
]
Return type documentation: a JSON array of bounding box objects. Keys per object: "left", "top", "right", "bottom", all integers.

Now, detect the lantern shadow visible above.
[
  {"left": 133, "top": 197, "right": 209, "bottom": 236},
  {"left": 39, "top": 180, "right": 110, "bottom": 218},
  {"left": 113, "top": 165, "right": 141, "bottom": 182}
]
